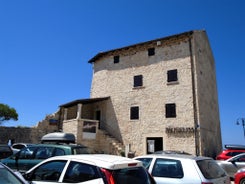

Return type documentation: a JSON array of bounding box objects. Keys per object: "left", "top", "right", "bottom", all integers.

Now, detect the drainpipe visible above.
[{"left": 188, "top": 34, "right": 200, "bottom": 156}]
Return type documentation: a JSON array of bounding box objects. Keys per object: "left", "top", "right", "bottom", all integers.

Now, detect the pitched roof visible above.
[{"left": 88, "top": 30, "right": 202, "bottom": 63}]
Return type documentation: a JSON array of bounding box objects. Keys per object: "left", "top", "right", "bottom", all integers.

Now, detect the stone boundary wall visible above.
[{"left": 0, "top": 126, "right": 47, "bottom": 144}]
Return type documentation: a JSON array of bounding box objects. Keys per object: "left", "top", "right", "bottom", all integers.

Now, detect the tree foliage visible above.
[{"left": 0, "top": 103, "right": 18, "bottom": 125}]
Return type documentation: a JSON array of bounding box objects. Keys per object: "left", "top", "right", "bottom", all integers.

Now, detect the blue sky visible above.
[{"left": 0, "top": 0, "right": 244, "bottom": 146}]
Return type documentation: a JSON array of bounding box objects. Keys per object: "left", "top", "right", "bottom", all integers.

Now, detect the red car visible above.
[
  {"left": 235, "top": 167, "right": 245, "bottom": 184},
  {"left": 216, "top": 145, "right": 245, "bottom": 160}
]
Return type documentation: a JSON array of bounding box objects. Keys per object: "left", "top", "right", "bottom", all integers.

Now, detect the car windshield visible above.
[
  {"left": 112, "top": 167, "right": 154, "bottom": 184},
  {"left": 0, "top": 167, "right": 24, "bottom": 184},
  {"left": 197, "top": 159, "right": 226, "bottom": 179}
]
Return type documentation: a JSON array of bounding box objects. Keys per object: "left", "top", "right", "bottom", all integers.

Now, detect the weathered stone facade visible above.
[
  {"left": 10, "top": 30, "right": 221, "bottom": 158},
  {"left": 87, "top": 30, "right": 222, "bottom": 157}
]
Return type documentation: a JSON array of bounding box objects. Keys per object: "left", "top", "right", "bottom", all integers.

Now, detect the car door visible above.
[
  {"left": 29, "top": 160, "right": 104, "bottom": 184},
  {"left": 2, "top": 146, "right": 37, "bottom": 172},
  {"left": 25, "top": 160, "right": 67, "bottom": 184},
  {"left": 62, "top": 161, "right": 103, "bottom": 183},
  {"left": 149, "top": 158, "right": 186, "bottom": 184}
]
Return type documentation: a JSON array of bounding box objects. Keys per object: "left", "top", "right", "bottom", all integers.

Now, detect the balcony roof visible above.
[{"left": 59, "top": 97, "right": 110, "bottom": 108}]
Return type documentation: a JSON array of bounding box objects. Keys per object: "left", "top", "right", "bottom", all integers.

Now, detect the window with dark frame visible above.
[
  {"left": 148, "top": 48, "right": 155, "bottom": 56},
  {"left": 165, "top": 103, "right": 176, "bottom": 118},
  {"left": 114, "top": 55, "right": 120, "bottom": 63},
  {"left": 134, "top": 75, "right": 143, "bottom": 87},
  {"left": 167, "top": 69, "right": 178, "bottom": 82},
  {"left": 130, "top": 106, "right": 139, "bottom": 120}
]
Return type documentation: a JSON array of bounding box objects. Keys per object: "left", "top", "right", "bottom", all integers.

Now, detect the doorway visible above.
[
  {"left": 95, "top": 110, "right": 101, "bottom": 129},
  {"left": 146, "top": 137, "right": 163, "bottom": 154}
]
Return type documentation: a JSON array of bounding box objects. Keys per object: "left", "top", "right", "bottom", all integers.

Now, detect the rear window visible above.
[
  {"left": 112, "top": 167, "right": 154, "bottom": 184},
  {"left": 197, "top": 159, "right": 226, "bottom": 179}
]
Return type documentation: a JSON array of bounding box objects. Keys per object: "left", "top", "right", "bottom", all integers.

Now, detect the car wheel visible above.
[{"left": 240, "top": 178, "right": 245, "bottom": 184}]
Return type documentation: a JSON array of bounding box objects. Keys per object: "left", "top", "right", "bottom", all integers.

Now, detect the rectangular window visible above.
[
  {"left": 130, "top": 106, "right": 139, "bottom": 120},
  {"left": 148, "top": 48, "right": 155, "bottom": 56},
  {"left": 134, "top": 75, "right": 143, "bottom": 87},
  {"left": 152, "top": 158, "right": 184, "bottom": 178},
  {"left": 114, "top": 55, "right": 120, "bottom": 63},
  {"left": 165, "top": 103, "right": 176, "bottom": 118},
  {"left": 167, "top": 69, "right": 178, "bottom": 82}
]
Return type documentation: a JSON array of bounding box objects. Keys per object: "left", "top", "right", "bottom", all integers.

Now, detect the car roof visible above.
[
  {"left": 135, "top": 153, "right": 212, "bottom": 161},
  {"left": 225, "top": 144, "right": 245, "bottom": 150},
  {"left": 26, "top": 143, "right": 87, "bottom": 148},
  {"left": 38, "top": 154, "right": 143, "bottom": 170}
]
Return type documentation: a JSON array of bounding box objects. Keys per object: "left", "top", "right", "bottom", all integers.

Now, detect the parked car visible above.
[
  {"left": 234, "top": 167, "right": 245, "bottom": 184},
  {"left": 11, "top": 143, "right": 34, "bottom": 154},
  {"left": 217, "top": 153, "right": 245, "bottom": 180},
  {"left": 0, "top": 162, "right": 29, "bottom": 184},
  {"left": 135, "top": 153, "right": 230, "bottom": 184},
  {"left": 153, "top": 150, "right": 191, "bottom": 155},
  {"left": 1, "top": 143, "right": 92, "bottom": 173},
  {"left": 23, "top": 154, "right": 156, "bottom": 184},
  {"left": 216, "top": 144, "right": 245, "bottom": 160},
  {"left": 0, "top": 144, "right": 13, "bottom": 159}
]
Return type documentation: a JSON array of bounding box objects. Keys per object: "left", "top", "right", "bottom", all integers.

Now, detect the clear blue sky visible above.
[{"left": 1, "top": 0, "right": 244, "bottom": 146}]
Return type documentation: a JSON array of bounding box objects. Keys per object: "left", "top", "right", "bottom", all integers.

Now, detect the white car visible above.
[
  {"left": 23, "top": 154, "right": 156, "bottom": 184},
  {"left": 135, "top": 153, "right": 230, "bottom": 184}
]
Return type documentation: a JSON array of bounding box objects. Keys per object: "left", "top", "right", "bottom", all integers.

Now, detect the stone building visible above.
[{"left": 58, "top": 30, "right": 222, "bottom": 157}]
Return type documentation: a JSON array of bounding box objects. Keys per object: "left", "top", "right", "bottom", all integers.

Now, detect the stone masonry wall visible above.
[
  {"left": 90, "top": 35, "right": 197, "bottom": 155},
  {"left": 90, "top": 31, "right": 221, "bottom": 157}
]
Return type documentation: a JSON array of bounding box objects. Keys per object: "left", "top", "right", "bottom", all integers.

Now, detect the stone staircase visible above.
[{"left": 97, "top": 129, "right": 124, "bottom": 156}]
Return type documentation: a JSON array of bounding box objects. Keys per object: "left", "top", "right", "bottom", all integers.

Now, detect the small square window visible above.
[
  {"left": 167, "top": 69, "right": 178, "bottom": 82},
  {"left": 130, "top": 106, "right": 139, "bottom": 120},
  {"left": 165, "top": 103, "right": 176, "bottom": 118},
  {"left": 134, "top": 75, "right": 143, "bottom": 87},
  {"left": 114, "top": 55, "right": 120, "bottom": 63},
  {"left": 148, "top": 48, "right": 155, "bottom": 56}
]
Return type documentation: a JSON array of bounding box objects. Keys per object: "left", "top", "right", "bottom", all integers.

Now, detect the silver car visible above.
[
  {"left": 217, "top": 152, "right": 245, "bottom": 179},
  {"left": 135, "top": 153, "right": 230, "bottom": 184}
]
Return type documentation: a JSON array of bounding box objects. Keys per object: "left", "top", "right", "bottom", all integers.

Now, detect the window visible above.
[
  {"left": 53, "top": 148, "right": 65, "bottom": 156},
  {"left": 111, "top": 167, "right": 153, "bottom": 184},
  {"left": 152, "top": 158, "right": 183, "bottom": 178},
  {"left": 134, "top": 75, "right": 143, "bottom": 87},
  {"left": 135, "top": 158, "right": 153, "bottom": 169},
  {"left": 114, "top": 55, "right": 120, "bottom": 63},
  {"left": 30, "top": 160, "right": 66, "bottom": 181},
  {"left": 197, "top": 159, "right": 226, "bottom": 179},
  {"left": 165, "top": 103, "right": 176, "bottom": 118},
  {"left": 63, "top": 161, "right": 100, "bottom": 183},
  {"left": 130, "top": 106, "right": 139, "bottom": 120},
  {"left": 167, "top": 69, "right": 178, "bottom": 82},
  {"left": 148, "top": 48, "right": 155, "bottom": 56}
]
